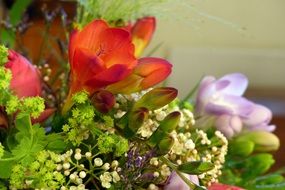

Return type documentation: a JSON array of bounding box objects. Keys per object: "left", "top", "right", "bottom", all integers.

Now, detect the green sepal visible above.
[
  {"left": 160, "top": 111, "right": 180, "bottom": 133},
  {"left": 156, "top": 136, "right": 174, "bottom": 156},
  {"left": 134, "top": 87, "right": 177, "bottom": 111},
  {"left": 229, "top": 139, "right": 255, "bottom": 157}
]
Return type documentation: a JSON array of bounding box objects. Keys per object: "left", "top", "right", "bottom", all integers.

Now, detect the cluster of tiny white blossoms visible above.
[
  {"left": 199, "top": 131, "right": 228, "bottom": 186},
  {"left": 56, "top": 148, "right": 121, "bottom": 189}
]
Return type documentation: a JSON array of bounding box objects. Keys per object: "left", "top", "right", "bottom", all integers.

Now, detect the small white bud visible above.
[
  {"left": 111, "top": 160, "right": 119, "bottom": 168},
  {"left": 79, "top": 171, "right": 86, "bottom": 179},
  {"left": 63, "top": 162, "right": 70, "bottom": 169},
  {"left": 69, "top": 174, "right": 76, "bottom": 180},
  {"left": 153, "top": 172, "right": 159, "bottom": 177},
  {"left": 94, "top": 158, "right": 103, "bottom": 166},
  {"left": 74, "top": 153, "right": 82, "bottom": 160},
  {"left": 85, "top": 152, "right": 92, "bottom": 158},
  {"left": 64, "top": 170, "right": 70, "bottom": 176},
  {"left": 102, "top": 163, "right": 110, "bottom": 170},
  {"left": 56, "top": 164, "right": 62, "bottom": 171}
]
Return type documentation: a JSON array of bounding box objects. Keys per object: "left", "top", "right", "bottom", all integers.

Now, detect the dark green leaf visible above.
[
  {"left": 178, "top": 161, "right": 214, "bottom": 175},
  {"left": 9, "top": 0, "right": 33, "bottom": 25},
  {"left": 45, "top": 134, "right": 67, "bottom": 153}
]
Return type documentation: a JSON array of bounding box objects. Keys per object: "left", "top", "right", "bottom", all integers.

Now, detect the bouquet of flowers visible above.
[{"left": 0, "top": 1, "right": 283, "bottom": 189}]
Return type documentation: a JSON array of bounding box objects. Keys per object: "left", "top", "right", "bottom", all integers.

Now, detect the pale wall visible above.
[{"left": 147, "top": 0, "right": 285, "bottom": 98}]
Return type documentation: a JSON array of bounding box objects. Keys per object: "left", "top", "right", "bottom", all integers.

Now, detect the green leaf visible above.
[
  {"left": 156, "top": 136, "right": 174, "bottom": 156},
  {"left": 9, "top": 0, "right": 33, "bottom": 25},
  {"left": 241, "top": 153, "right": 275, "bottom": 179},
  {"left": 45, "top": 134, "right": 67, "bottom": 153},
  {"left": 0, "top": 151, "right": 14, "bottom": 178},
  {"left": 251, "top": 182, "right": 285, "bottom": 190},
  {"left": 255, "top": 174, "right": 284, "bottom": 185},
  {"left": 0, "top": 114, "right": 46, "bottom": 178},
  {"left": 177, "top": 161, "right": 215, "bottom": 175}
]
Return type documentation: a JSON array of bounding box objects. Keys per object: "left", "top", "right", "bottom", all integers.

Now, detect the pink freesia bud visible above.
[{"left": 5, "top": 50, "right": 41, "bottom": 98}]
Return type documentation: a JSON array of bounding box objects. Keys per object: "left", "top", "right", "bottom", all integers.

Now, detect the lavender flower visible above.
[{"left": 195, "top": 73, "right": 275, "bottom": 138}]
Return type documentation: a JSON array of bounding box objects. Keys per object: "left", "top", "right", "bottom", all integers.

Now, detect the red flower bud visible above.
[
  {"left": 91, "top": 90, "right": 115, "bottom": 113},
  {"left": 5, "top": 50, "right": 41, "bottom": 98}
]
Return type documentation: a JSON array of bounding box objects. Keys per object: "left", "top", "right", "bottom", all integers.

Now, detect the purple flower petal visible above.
[
  {"left": 247, "top": 124, "right": 276, "bottom": 132},
  {"left": 215, "top": 115, "right": 242, "bottom": 138},
  {"left": 215, "top": 73, "right": 248, "bottom": 96},
  {"left": 164, "top": 172, "right": 199, "bottom": 190},
  {"left": 242, "top": 104, "right": 272, "bottom": 127},
  {"left": 205, "top": 94, "right": 253, "bottom": 117},
  {"left": 196, "top": 76, "right": 216, "bottom": 114}
]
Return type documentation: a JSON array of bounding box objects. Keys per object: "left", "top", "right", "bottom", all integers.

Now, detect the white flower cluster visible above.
[
  {"left": 56, "top": 148, "right": 122, "bottom": 189},
  {"left": 197, "top": 131, "right": 228, "bottom": 186}
]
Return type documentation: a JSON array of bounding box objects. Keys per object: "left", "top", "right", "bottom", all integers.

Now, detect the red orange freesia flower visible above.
[
  {"left": 5, "top": 50, "right": 41, "bottom": 98},
  {"left": 131, "top": 17, "right": 156, "bottom": 57},
  {"left": 68, "top": 19, "right": 137, "bottom": 95},
  {"left": 63, "top": 19, "right": 171, "bottom": 113}
]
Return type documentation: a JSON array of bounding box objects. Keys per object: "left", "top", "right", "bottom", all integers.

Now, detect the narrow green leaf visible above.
[
  {"left": 178, "top": 161, "right": 214, "bottom": 175},
  {"left": 9, "top": 0, "right": 33, "bottom": 25}
]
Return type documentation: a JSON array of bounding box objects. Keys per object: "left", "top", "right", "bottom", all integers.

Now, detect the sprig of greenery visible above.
[
  {"left": 77, "top": 0, "right": 169, "bottom": 26},
  {"left": 0, "top": 114, "right": 66, "bottom": 178}
]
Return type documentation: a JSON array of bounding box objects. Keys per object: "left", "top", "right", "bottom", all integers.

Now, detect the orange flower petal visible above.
[
  {"left": 86, "top": 64, "right": 131, "bottom": 91},
  {"left": 97, "top": 28, "right": 137, "bottom": 69},
  {"left": 135, "top": 57, "right": 172, "bottom": 89},
  {"left": 131, "top": 17, "right": 156, "bottom": 57},
  {"left": 72, "top": 48, "right": 105, "bottom": 81},
  {"left": 107, "top": 57, "right": 172, "bottom": 94}
]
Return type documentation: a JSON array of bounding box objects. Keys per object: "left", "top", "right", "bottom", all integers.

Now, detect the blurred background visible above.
[{"left": 0, "top": 0, "right": 284, "bottom": 169}]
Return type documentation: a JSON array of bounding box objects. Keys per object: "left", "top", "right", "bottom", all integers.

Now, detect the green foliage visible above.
[
  {"left": 0, "top": 67, "right": 11, "bottom": 92},
  {"left": 177, "top": 161, "right": 215, "bottom": 175},
  {"left": 77, "top": 0, "right": 168, "bottom": 26},
  {"left": 220, "top": 152, "right": 279, "bottom": 189},
  {"left": 9, "top": 151, "right": 65, "bottom": 189},
  {"left": 1, "top": 0, "right": 32, "bottom": 47},
  {"left": 97, "top": 133, "right": 129, "bottom": 156},
  {"left": 229, "top": 139, "right": 255, "bottom": 157},
  {"left": 148, "top": 112, "right": 180, "bottom": 147},
  {"left": 0, "top": 115, "right": 66, "bottom": 179},
  {"left": 21, "top": 97, "right": 45, "bottom": 118},
  {"left": 72, "top": 90, "right": 89, "bottom": 104},
  {"left": 0, "top": 45, "right": 9, "bottom": 66},
  {"left": 9, "top": 0, "right": 33, "bottom": 25},
  {"left": 134, "top": 87, "right": 177, "bottom": 111},
  {"left": 62, "top": 94, "right": 95, "bottom": 145}
]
